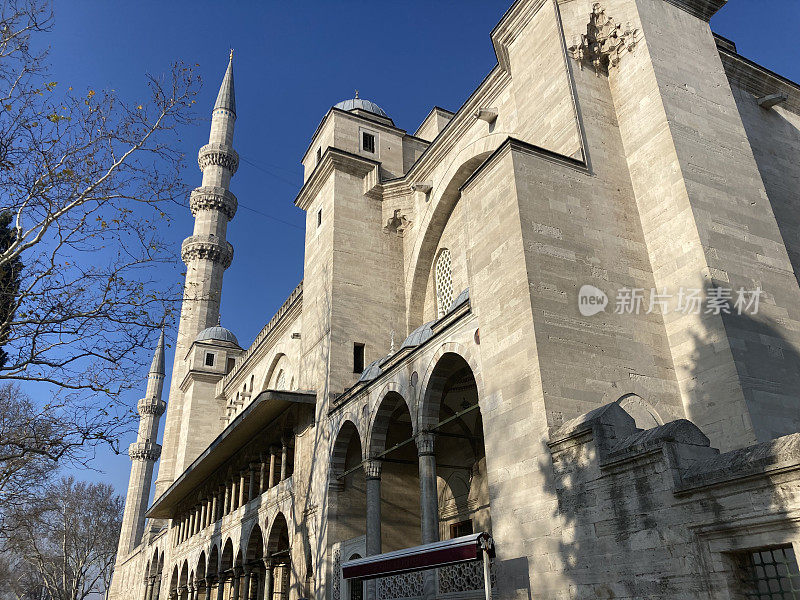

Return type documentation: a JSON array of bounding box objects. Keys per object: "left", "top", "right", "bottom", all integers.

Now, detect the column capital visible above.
[
  {"left": 269, "top": 445, "right": 279, "bottom": 456},
  {"left": 363, "top": 459, "right": 382, "bottom": 480},
  {"left": 416, "top": 431, "right": 436, "bottom": 456},
  {"left": 262, "top": 557, "right": 273, "bottom": 569}
]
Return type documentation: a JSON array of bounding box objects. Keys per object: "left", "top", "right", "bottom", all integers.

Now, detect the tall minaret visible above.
[
  {"left": 118, "top": 331, "right": 167, "bottom": 556},
  {"left": 155, "top": 52, "right": 239, "bottom": 496}
]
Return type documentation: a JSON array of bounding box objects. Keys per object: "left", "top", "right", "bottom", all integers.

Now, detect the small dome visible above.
[
  {"left": 195, "top": 325, "right": 239, "bottom": 346},
  {"left": 357, "top": 359, "right": 383, "bottom": 383},
  {"left": 334, "top": 97, "right": 389, "bottom": 118},
  {"left": 448, "top": 288, "right": 470, "bottom": 313},
  {"left": 401, "top": 321, "right": 435, "bottom": 350}
]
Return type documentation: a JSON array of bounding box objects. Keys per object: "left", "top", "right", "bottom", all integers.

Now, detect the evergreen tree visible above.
[{"left": 0, "top": 212, "right": 20, "bottom": 369}]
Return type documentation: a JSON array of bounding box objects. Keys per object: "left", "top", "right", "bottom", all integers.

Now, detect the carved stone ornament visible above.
[
  {"left": 569, "top": 3, "right": 639, "bottom": 75},
  {"left": 189, "top": 186, "right": 238, "bottom": 220},
  {"left": 384, "top": 209, "right": 411, "bottom": 235},
  {"left": 197, "top": 143, "right": 240, "bottom": 175},
  {"left": 129, "top": 441, "right": 162, "bottom": 462},
  {"left": 137, "top": 397, "right": 167, "bottom": 417},
  {"left": 181, "top": 235, "right": 234, "bottom": 268}
]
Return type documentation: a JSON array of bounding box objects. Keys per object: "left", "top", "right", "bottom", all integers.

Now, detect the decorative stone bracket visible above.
[
  {"left": 568, "top": 3, "right": 639, "bottom": 76},
  {"left": 384, "top": 209, "right": 411, "bottom": 235}
]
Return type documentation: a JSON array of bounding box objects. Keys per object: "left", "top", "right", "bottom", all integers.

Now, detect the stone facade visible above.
[{"left": 110, "top": 2, "right": 800, "bottom": 600}]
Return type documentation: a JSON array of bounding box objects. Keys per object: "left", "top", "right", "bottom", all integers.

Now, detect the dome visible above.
[
  {"left": 334, "top": 97, "right": 389, "bottom": 118},
  {"left": 401, "top": 321, "right": 435, "bottom": 350},
  {"left": 448, "top": 288, "right": 470, "bottom": 313},
  {"left": 357, "top": 358, "right": 383, "bottom": 383},
  {"left": 195, "top": 325, "right": 239, "bottom": 346}
]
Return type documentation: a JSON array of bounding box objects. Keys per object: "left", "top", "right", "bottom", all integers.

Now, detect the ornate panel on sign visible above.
[
  {"left": 438, "top": 561, "right": 497, "bottom": 596},
  {"left": 376, "top": 571, "right": 423, "bottom": 600}
]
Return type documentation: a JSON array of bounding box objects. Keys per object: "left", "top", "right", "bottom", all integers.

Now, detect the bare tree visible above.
[
  {"left": 0, "top": 0, "right": 202, "bottom": 491},
  {"left": 0, "top": 0, "right": 200, "bottom": 401},
  {"left": 3, "top": 476, "right": 123, "bottom": 600}
]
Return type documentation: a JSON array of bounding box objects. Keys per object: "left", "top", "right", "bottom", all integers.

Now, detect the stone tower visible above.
[
  {"left": 117, "top": 330, "right": 166, "bottom": 557},
  {"left": 155, "top": 53, "right": 238, "bottom": 496}
]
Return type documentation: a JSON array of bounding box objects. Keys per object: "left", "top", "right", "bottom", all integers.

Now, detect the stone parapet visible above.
[
  {"left": 197, "top": 143, "right": 239, "bottom": 174},
  {"left": 189, "top": 186, "right": 238, "bottom": 220},
  {"left": 181, "top": 235, "right": 234, "bottom": 268}
]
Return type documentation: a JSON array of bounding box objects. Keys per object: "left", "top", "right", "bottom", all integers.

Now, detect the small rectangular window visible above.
[
  {"left": 450, "top": 520, "right": 473, "bottom": 539},
  {"left": 353, "top": 343, "right": 365, "bottom": 374},
  {"left": 316, "top": 147, "right": 322, "bottom": 164},
  {"left": 226, "top": 357, "right": 236, "bottom": 374},
  {"left": 205, "top": 352, "right": 215, "bottom": 367},
  {"left": 317, "top": 208, "right": 322, "bottom": 228},
  {"left": 362, "top": 132, "right": 375, "bottom": 154},
  {"left": 735, "top": 545, "right": 800, "bottom": 599}
]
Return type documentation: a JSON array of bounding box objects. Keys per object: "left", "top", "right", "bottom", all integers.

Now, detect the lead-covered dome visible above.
[
  {"left": 195, "top": 325, "right": 239, "bottom": 346},
  {"left": 334, "top": 97, "right": 389, "bottom": 118}
]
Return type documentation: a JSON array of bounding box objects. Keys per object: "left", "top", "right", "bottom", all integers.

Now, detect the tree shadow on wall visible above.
[{"left": 537, "top": 305, "right": 800, "bottom": 599}]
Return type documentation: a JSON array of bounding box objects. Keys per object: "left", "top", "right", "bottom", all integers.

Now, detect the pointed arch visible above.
[
  {"left": 246, "top": 523, "right": 264, "bottom": 565},
  {"left": 220, "top": 538, "right": 235, "bottom": 573},
  {"left": 367, "top": 390, "right": 414, "bottom": 458},
  {"left": 208, "top": 544, "right": 220, "bottom": 579},
  {"left": 267, "top": 512, "right": 290, "bottom": 556},
  {"left": 330, "top": 419, "right": 363, "bottom": 480}
]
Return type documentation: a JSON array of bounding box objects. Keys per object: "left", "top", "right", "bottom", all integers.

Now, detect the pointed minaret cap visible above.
[
  {"left": 214, "top": 50, "right": 236, "bottom": 116},
  {"left": 149, "top": 329, "right": 166, "bottom": 376}
]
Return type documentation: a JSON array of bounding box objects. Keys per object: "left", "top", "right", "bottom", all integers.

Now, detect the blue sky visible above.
[{"left": 45, "top": 1, "right": 800, "bottom": 499}]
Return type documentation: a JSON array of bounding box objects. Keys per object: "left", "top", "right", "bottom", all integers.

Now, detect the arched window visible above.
[{"left": 435, "top": 248, "right": 454, "bottom": 318}]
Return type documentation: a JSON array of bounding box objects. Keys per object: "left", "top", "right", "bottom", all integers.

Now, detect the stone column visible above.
[
  {"left": 363, "top": 460, "right": 382, "bottom": 556},
  {"left": 248, "top": 463, "right": 257, "bottom": 500},
  {"left": 211, "top": 494, "right": 218, "bottom": 525},
  {"left": 232, "top": 569, "right": 241, "bottom": 600},
  {"left": 364, "top": 459, "right": 382, "bottom": 600},
  {"left": 146, "top": 577, "right": 156, "bottom": 600},
  {"left": 259, "top": 455, "right": 268, "bottom": 493},
  {"left": 417, "top": 432, "right": 439, "bottom": 543},
  {"left": 224, "top": 482, "right": 231, "bottom": 515},
  {"left": 217, "top": 576, "right": 226, "bottom": 600},
  {"left": 268, "top": 447, "right": 278, "bottom": 488},
  {"left": 241, "top": 570, "right": 251, "bottom": 600},
  {"left": 261, "top": 559, "right": 273, "bottom": 600},
  {"left": 231, "top": 479, "right": 238, "bottom": 511},
  {"left": 280, "top": 437, "right": 289, "bottom": 481},
  {"left": 239, "top": 471, "right": 247, "bottom": 507}
]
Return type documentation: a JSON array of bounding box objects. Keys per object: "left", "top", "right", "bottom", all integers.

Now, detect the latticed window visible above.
[
  {"left": 435, "top": 248, "right": 454, "bottom": 318},
  {"left": 737, "top": 545, "right": 800, "bottom": 599}
]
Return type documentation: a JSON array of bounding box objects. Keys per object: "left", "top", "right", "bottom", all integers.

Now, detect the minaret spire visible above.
[
  {"left": 117, "top": 330, "right": 167, "bottom": 557},
  {"left": 155, "top": 53, "right": 240, "bottom": 494}
]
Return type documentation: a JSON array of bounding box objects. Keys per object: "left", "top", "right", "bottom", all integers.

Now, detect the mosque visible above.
[{"left": 110, "top": 1, "right": 800, "bottom": 599}]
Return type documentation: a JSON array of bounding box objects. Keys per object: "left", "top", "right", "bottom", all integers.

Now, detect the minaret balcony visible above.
[
  {"left": 181, "top": 235, "right": 234, "bottom": 268},
  {"left": 129, "top": 441, "right": 162, "bottom": 462},
  {"left": 189, "top": 186, "right": 238, "bottom": 220},
  {"left": 137, "top": 397, "right": 167, "bottom": 417},
  {"left": 197, "top": 143, "right": 239, "bottom": 174}
]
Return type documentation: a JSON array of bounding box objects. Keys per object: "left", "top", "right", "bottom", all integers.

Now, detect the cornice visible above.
[
  {"left": 662, "top": 0, "right": 726, "bottom": 22},
  {"left": 219, "top": 286, "right": 303, "bottom": 396},
  {"left": 717, "top": 44, "right": 800, "bottom": 115},
  {"left": 460, "top": 137, "right": 588, "bottom": 196},
  {"left": 490, "top": 0, "right": 548, "bottom": 73},
  {"left": 294, "top": 148, "right": 380, "bottom": 210},
  {"left": 400, "top": 66, "right": 512, "bottom": 187}
]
